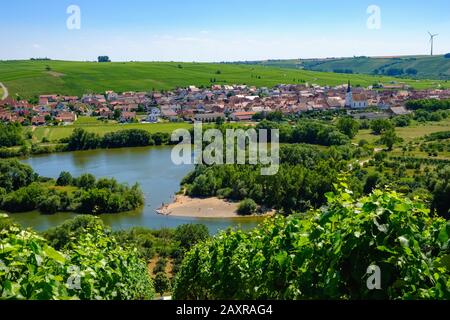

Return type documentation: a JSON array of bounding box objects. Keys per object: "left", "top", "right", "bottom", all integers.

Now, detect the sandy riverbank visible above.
[{"left": 156, "top": 195, "right": 274, "bottom": 218}]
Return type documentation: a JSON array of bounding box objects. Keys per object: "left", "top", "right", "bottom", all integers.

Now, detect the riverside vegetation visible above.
[{"left": 0, "top": 159, "right": 144, "bottom": 215}]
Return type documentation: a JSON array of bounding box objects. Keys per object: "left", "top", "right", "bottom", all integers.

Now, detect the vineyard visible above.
[
  {"left": 0, "top": 215, "right": 154, "bottom": 300},
  {"left": 173, "top": 187, "right": 450, "bottom": 299}
]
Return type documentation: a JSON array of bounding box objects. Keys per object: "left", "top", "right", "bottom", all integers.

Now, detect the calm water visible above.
[{"left": 10, "top": 146, "right": 263, "bottom": 234}]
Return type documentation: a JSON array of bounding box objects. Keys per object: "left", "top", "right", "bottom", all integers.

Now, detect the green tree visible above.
[
  {"left": 0, "top": 159, "right": 37, "bottom": 192},
  {"left": 154, "top": 272, "right": 171, "bottom": 296},
  {"left": 337, "top": 117, "right": 360, "bottom": 139},
  {"left": 39, "top": 195, "right": 61, "bottom": 214},
  {"left": 0, "top": 123, "right": 24, "bottom": 147},
  {"left": 97, "top": 56, "right": 111, "bottom": 63},
  {"left": 380, "top": 129, "right": 399, "bottom": 151},
  {"left": 370, "top": 119, "right": 393, "bottom": 135},
  {"left": 56, "top": 171, "right": 74, "bottom": 186},
  {"left": 174, "top": 224, "right": 209, "bottom": 250},
  {"left": 75, "top": 173, "right": 96, "bottom": 189}
]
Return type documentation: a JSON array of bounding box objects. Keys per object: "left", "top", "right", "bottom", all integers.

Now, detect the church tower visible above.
[{"left": 345, "top": 80, "right": 353, "bottom": 108}]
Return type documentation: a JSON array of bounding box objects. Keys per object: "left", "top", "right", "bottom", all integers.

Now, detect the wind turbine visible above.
[{"left": 428, "top": 32, "right": 439, "bottom": 56}]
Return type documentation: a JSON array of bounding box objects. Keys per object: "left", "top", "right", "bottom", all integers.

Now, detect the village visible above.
[{"left": 1, "top": 82, "right": 450, "bottom": 126}]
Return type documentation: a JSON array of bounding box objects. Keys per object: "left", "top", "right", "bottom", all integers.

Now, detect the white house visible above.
[{"left": 345, "top": 82, "right": 368, "bottom": 109}]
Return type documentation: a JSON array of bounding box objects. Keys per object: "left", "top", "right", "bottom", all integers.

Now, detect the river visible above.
[{"left": 9, "top": 146, "right": 263, "bottom": 234}]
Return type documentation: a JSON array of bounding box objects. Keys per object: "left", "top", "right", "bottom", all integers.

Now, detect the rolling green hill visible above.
[
  {"left": 0, "top": 60, "right": 448, "bottom": 98},
  {"left": 236, "top": 55, "right": 450, "bottom": 80}
]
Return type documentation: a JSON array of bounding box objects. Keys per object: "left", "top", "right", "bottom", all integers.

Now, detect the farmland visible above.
[
  {"left": 237, "top": 55, "right": 450, "bottom": 80},
  {"left": 29, "top": 119, "right": 191, "bottom": 142},
  {"left": 354, "top": 118, "right": 450, "bottom": 143},
  {"left": 1, "top": 60, "right": 449, "bottom": 99}
]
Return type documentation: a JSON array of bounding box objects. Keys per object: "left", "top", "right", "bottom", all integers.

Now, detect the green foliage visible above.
[
  {"left": 1, "top": 183, "right": 47, "bottom": 212},
  {"left": 427, "top": 166, "right": 450, "bottom": 219},
  {"left": 337, "top": 117, "right": 360, "bottom": 139},
  {"left": 256, "top": 120, "right": 350, "bottom": 146},
  {"left": 56, "top": 172, "right": 73, "bottom": 186},
  {"left": 39, "top": 195, "right": 61, "bottom": 214},
  {"left": 0, "top": 159, "right": 37, "bottom": 192},
  {"left": 97, "top": 56, "right": 111, "bottom": 63},
  {"left": 237, "top": 198, "right": 257, "bottom": 215},
  {"left": 174, "top": 224, "right": 210, "bottom": 251},
  {"left": 370, "top": 119, "right": 394, "bottom": 135},
  {"left": 0, "top": 215, "right": 154, "bottom": 300},
  {"left": 154, "top": 272, "right": 171, "bottom": 296},
  {"left": 66, "top": 128, "right": 171, "bottom": 151},
  {"left": 184, "top": 144, "right": 352, "bottom": 214},
  {"left": 67, "top": 128, "right": 101, "bottom": 151},
  {"left": 0, "top": 123, "right": 24, "bottom": 148},
  {"left": 0, "top": 162, "right": 144, "bottom": 215},
  {"left": 406, "top": 99, "right": 450, "bottom": 112},
  {"left": 173, "top": 189, "right": 450, "bottom": 300},
  {"left": 77, "top": 182, "right": 144, "bottom": 214},
  {"left": 101, "top": 129, "right": 154, "bottom": 148},
  {"left": 392, "top": 115, "right": 411, "bottom": 128},
  {"left": 43, "top": 215, "right": 105, "bottom": 249},
  {"left": 379, "top": 129, "right": 400, "bottom": 151}
]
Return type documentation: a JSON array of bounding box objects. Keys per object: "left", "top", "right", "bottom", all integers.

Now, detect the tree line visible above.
[
  {"left": 65, "top": 128, "right": 172, "bottom": 151},
  {"left": 0, "top": 159, "right": 144, "bottom": 215}
]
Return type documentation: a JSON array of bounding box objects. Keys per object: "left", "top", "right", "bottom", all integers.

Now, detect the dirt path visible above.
[{"left": 0, "top": 82, "right": 8, "bottom": 100}]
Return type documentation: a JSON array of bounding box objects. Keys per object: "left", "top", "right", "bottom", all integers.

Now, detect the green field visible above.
[
  {"left": 30, "top": 121, "right": 192, "bottom": 142},
  {"left": 239, "top": 55, "right": 450, "bottom": 80},
  {"left": 1, "top": 60, "right": 449, "bottom": 98},
  {"left": 354, "top": 119, "right": 450, "bottom": 144}
]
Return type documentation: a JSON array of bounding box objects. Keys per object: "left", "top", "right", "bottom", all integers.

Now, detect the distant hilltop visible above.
[{"left": 231, "top": 55, "right": 450, "bottom": 81}]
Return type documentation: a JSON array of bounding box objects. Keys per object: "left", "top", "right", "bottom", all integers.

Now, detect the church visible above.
[{"left": 345, "top": 81, "right": 368, "bottom": 109}]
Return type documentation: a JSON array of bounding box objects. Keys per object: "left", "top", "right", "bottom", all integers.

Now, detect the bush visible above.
[
  {"left": 1, "top": 183, "right": 47, "bottom": 212},
  {"left": 174, "top": 224, "right": 209, "bottom": 250},
  {"left": 56, "top": 171, "right": 73, "bottom": 186},
  {"left": 39, "top": 195, "right": 61, "bottom": 214},
  {"left": 43, "top": 215, "right": 106, "bottom": 249},
  {"left": 154, "top": 272, "right": 171, "bottom": 296},
  {"left": 237, "top": 198, "right": 257, "bottom": 215}
]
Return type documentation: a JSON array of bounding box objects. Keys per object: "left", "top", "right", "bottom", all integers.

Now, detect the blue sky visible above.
[{"left": 1, "top": 0, "right": 449, "bottom": 61}]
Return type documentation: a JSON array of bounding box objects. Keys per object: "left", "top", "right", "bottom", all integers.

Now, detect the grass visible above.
[
  {"left": 1, "top": 60, "right": 449, "bottom": 98},
  {"left": 242, "top": 55, "right": 450, "bottom": 80},
  {"left": 29, "top": 122, "right": 192, "bottom": 142},
  {"left": 354, "top": 119, "right": 450, "bottom": 144},
  {"left": 390, "top": 149, "right": 450, "bottom": 160}
]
